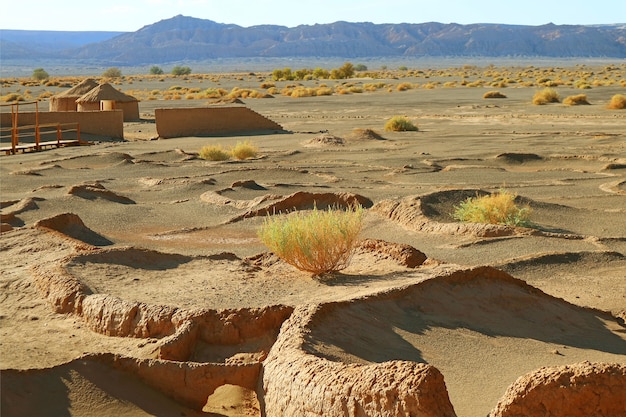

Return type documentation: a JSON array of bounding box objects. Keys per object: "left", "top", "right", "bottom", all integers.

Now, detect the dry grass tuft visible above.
[
  {"left": 563, "top": 94, "right": 590, "bottom": 106},
  {"left": 532, "top": 88, "right": 560, "bottom": 105},
  {"left": 607, "top": 94, "right": 626, "bottom": 110},
  {"left": 452, "top": 189, "right": 532, "bottom": 227},
  {"left": 230, "top": 141, "right": 258, "bottom": 160},
  {"left": 384, "top": 116, "right": 418, "bottom": 132},
  {"left": 483, "top": 91, "right": 507, "bottom": 99},
  {"left": 257, "top": 205, "right": 364, "bottom": 276},
  {"left": 199, "top": 145, "right": 230, "bottom": 161}
]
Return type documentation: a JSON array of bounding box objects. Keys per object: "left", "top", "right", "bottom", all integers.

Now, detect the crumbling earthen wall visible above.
[
  {"left": 489, "top": 361, "right": 626, "bottom": 417},
  {"left": 262, "top": 304, "right": 457, "bottom": 417},
  {"left": 0, "top": 110, "right": 124, "bottom": 138},
  {"left": 155, "top": 107, "right": 283, "bottom": 138}
]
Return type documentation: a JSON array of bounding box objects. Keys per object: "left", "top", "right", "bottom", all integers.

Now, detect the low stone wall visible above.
[
  {"left": 155, "top": 106, "right": 283, "bottom": 138},
  {"left": 0, "top": 110, "right": 124, "bottom": 139}
]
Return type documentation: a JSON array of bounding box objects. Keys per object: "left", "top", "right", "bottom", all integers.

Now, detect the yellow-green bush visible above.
[
  {"left": 384, "top": 116, "right": 418, "bottom": 132},
  {"left": 563, "top": 94, "right": 590, "bottom": 106},
  {"left": 607, "top": 94, "right": 626, "bottom": 110},
  {"left": 483, "top": 90, "right": 507, "bottom": 99},
  {"left": 257, "top": 205, "right": 364, "bottom": 276},
  {"left": 1, "top": 93, "right": 24, "bottom": 102},
  {"left": 452, "top": 189, "right": 532, "bottom": 227},
  {"left": 199, "top": 145, "right": 230, "bottom": 161},
  {"left": 532, "top": 88, "right": 560, "bottom": 105},
  {"left": 230, "top": 141, "right": 258, "bottom": 160}
]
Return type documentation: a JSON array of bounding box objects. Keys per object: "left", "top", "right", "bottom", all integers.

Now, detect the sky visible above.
[{"left": 1, "top": 0, "right": 624, "bottom": 32}]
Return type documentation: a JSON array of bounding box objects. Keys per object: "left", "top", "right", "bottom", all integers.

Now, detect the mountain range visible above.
[{"left": 2, "top": 15, "right": 625, "bottom": 66}]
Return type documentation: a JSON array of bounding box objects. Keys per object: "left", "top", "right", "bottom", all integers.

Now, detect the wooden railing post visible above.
[
  {"left": 11, "top": 102, "right": 18, "bottom": 154},
  {"left": 35, "top": 101, "right": 41, "bottom": 150}
]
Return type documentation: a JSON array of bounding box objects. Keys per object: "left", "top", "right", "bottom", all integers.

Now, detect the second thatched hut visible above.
[
  {"left": 49, "top": 78, "right": 99, "bottom": 111},
  {"left": 76, "top": 83, "right": 140, "bottom": 121}
]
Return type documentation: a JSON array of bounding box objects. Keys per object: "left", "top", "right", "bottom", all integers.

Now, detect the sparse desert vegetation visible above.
[
  {"left": 1, "top": 62, "right": 625, "bottom": 106},
  {"left": 199, "top": 144, "right": 230, "bottom": 161},
  {"left": 607, "top": 93, "right": 626, "bottom": 109},
  {"left": 1, "top": 61, "right": 625, "bottom": 417},
  {"left": 257, "top": 205, "right": 364, "bottom": 276},
  {"left": 452, "top": 189, "right": 532, "bottom": 227},
  {"left": 532, "top": 87, "right": 560, "bottom": 105},
  {"left": 384, "top": 115, "right": 418, "bottom": 131},
  {"left": 483, "top": 90, "right": 507, "bottom": 99},
  {"left": 230, "top": 140, "right": 258, "bottom": 160},
  {"left": 563, "top": 94, "right": 590, "bottom": 105}
]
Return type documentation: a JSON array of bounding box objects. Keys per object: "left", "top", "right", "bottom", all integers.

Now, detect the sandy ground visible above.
[{"left": 1, "top": 70, "right": 625, "bottom": 416}]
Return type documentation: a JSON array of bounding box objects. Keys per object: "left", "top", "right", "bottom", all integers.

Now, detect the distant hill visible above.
[
  {"left": 2, "top": 15, "right": 625, "bottom": 66},
  {"left": 0, "top": 30, "right": 126, "bottom": 59}
]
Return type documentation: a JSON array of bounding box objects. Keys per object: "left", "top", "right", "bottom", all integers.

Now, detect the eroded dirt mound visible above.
[
  {"left": 347, "top": 128, "right": 386, "bottom": 141},
  {"left": 34, "top": 212, "right": 113, "bottom": 246},
  {"left": 201, "top": 190, "right": 373, "bottom": 223},
  {"left": 67, "top": 182, "right": 135, "bottom": 204},
  {"left": 1, "top": 197, "right": 41, "bottom": 229},
  {"left": 495, "top": 152, "right": 543, "bottom": 164},
  {"left": 48, "top": 152, "right": 135, "bottom": 169},
  {"left": 303, "top": 133, "right": 346, "bottom": 147},
  {"left": 356, "top": 238, "right": 427, "bottom": 268},
  {"left": 489, "top": 361, "right": 626, "bottom": 417}
]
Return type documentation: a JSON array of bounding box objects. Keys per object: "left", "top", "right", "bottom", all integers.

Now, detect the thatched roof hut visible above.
[
  {"left": 49, "top": 78, "right": 99, "bottom": 111},
  {"left": 76, "top": 83, "right": 140, "bottom": 121}
]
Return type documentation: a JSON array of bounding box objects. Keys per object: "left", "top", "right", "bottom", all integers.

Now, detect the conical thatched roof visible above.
[
  {"left": 55, "top": 78, "right": 99, "bottom": 98},
  {"left": 76, "top": 83, "right": 137, "bottom": 103}
]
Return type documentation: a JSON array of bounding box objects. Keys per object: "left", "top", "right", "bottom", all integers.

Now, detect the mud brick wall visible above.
[
  {"left": 155, "top": 107, "right": 283, "bottom": 138},
  {"left": 0, "top": 110, "right": 124, "bottom": 138}
]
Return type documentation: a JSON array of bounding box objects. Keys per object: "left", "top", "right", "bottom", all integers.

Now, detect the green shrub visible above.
[
  {"left": 272, "top": 68, "right": 294, "bottom": 81},
  {"left": 102, "top": 67, "right": 122, "bottom": 78},
  {"left": 452, "top": 189, "right": 532, "bottom": 227},
  {"left": 257, "top": 205, "right": 364, "bottom": 276},
  {"left": 312, "top": 67, "right": 330, "bottom": 79},
  {"left": 384, "top": 116, "right": 418, "bottom": 132},
  {"left": 330, "top": 62, "right": 355, "bottom": 79},
  {"left": 199, "top": 145, "right": 230, "bottom": 161},
  {"left": 149, "top": 66, "right": 164, "bottom": 75},
  {"left": 230, "top": 141, "right": 258, "bottom": 160},
  {"left": 32, "top": 68, "right": 49, "bottom": 81},
  {"left": 171, "top": 66, "right": 192, "bottom": 76}
]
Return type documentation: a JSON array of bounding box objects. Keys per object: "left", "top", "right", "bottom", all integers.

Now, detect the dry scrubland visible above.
[{"left": 1, "top": 63, "right": 626, "bottom": 417}]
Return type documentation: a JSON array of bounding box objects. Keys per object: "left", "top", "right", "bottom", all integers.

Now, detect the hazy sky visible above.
[{"left": 2, "top": 0, "right": 624, "bottom": 31}]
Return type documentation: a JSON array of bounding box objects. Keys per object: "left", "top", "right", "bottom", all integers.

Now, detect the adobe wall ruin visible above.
[
  {"left": 155, "top": 106, "right": 283, "bottom": 138},
  {"left": 0, "top": 110, "right": 124, "bottom": 139}
]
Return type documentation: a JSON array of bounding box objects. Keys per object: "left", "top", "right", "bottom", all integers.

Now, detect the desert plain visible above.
[{"left": 1, "top": 63, "right": 625, "bottom": 416}]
